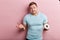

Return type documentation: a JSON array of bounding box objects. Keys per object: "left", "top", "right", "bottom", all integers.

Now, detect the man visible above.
[{"left": 16, "top": 2, "right": 49, "bottom": 40}]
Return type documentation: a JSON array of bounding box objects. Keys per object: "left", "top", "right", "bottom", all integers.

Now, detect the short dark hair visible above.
[{"left": 29, "top": 2, "right": 37, "bottom": 7}]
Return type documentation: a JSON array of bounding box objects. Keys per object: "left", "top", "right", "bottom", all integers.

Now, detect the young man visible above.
[{"left": 16, "top": 2, "right": 49, "bottom": 40}]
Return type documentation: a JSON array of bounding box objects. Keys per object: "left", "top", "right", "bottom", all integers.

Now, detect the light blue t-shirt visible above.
[{"left": 23, "top": 12, "right": 48, "bottom": 40}]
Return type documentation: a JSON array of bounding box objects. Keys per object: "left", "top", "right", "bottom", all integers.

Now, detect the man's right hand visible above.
[{"left": 16, "top": 23, "right": 25, "bottom": 30}]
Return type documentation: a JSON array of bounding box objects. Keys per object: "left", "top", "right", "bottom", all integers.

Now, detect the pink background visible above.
[{"left": 0, "top": 0, "right": 60, "bottom": 40}]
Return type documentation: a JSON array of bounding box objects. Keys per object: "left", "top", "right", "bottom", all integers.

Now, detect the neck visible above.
[
  {"left": 32, "top": 12, "right": 38, "bottom": 16},
  {"left": 32, "top": 13, "right": 38, "bottom": 16}
]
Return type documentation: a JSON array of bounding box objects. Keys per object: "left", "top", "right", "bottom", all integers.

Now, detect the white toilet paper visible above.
[{"left": 44, "top": 24, "right": 50, "bottom": 30}]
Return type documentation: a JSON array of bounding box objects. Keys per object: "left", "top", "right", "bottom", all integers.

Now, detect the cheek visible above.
[
  {"left": 33, "top": 9, "right": 37, "bottom": 12},
  {"left": 29, "top": 9, "right": 33, "bottom": 12}
]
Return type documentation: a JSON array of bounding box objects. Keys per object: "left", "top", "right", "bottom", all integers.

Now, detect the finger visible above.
[{"left": 23, "top": 27, "right": 25, "bottom": 30}]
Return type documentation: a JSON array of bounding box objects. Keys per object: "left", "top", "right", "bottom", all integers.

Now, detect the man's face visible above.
[{"left": 29, "top": 4, "right": 38, "bottom": 14}]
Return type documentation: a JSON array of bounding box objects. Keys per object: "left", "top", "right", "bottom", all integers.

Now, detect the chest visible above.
[{"left": 27, "top": 15, "right": 44, "bottom": 26}]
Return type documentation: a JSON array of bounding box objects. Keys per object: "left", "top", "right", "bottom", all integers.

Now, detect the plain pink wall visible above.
[{"left": 0, "top": 0, "right": 60, "bottom": 40}]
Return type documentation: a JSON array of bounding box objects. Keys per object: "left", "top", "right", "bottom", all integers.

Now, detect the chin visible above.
[{"left": 32, "top": 12, "right": 36, "bottom": 14}]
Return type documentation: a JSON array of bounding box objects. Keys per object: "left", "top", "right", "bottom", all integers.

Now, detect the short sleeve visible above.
[
  {"left": 23, "top": 16, "right": 27, "bottom": 25},
  {"left": 42, "top": 13, "right": 48, "bottom": 24}
]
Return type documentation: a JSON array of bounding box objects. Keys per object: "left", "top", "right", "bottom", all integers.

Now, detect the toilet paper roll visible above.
[{"left": 44, "top": 24, "right": 50, "bottom": 30}]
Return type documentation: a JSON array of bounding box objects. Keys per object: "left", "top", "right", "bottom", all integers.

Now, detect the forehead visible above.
[{"left": 29, "top": 4, "right": 37, "bottom": 8}]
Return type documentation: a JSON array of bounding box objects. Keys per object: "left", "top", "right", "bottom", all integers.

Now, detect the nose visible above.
[{"left": 32, "top": 9, "right": 35, "bottom": 11}]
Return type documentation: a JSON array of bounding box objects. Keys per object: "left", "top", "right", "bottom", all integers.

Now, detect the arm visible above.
[
  {"left": 42, "top": 13, "right": 50, "bottom": 30},
  {"left": 16, "top": 15, "right": 28, "bottom": 31}
]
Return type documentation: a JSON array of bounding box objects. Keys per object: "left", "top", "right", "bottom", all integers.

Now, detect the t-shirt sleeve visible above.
[
  {"left": 42, "top": 13, "right": 48, "bottom": 24},
  {"left": 23, "top": 16, "right": 27, "bottom": 25}
]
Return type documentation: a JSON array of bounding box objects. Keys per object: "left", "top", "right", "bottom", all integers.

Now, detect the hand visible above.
[{"left": 16, "top": 23, "right": 25, "bottom": 30}]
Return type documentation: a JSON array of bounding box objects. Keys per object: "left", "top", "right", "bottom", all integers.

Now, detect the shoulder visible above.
[
  {"left": 24, "top": 13, "right": 31, "bottom": 19},
  {"left": 39, "top": 12, "right": 47, "bottom": 18},
  {"left": 39, "top": 12, "right": 46, "bottom": 16}
]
